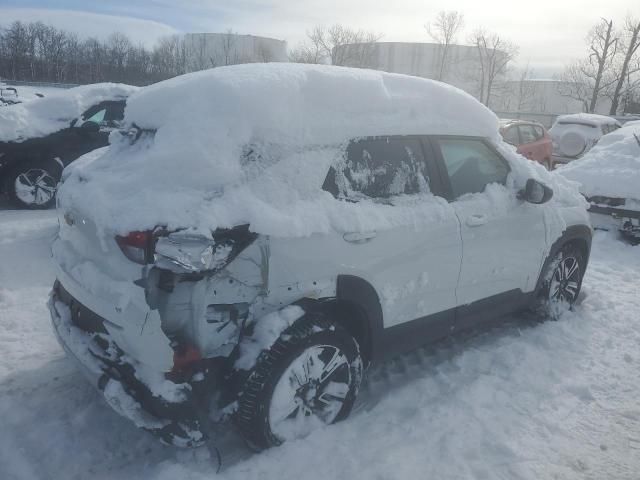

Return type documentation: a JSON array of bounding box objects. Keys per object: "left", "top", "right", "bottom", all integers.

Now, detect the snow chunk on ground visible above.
[
  {"left": 555, "top": 123, "right": 640, "bottom": 201},
  {"left": 57, "top": 63, "right": 584, "bottom": 238},
  {"left": 235, "top": 305, "right": 305, "bottom": 370},
  {"left": 0, "top": 83, "right": 137, "bottom": 143}
]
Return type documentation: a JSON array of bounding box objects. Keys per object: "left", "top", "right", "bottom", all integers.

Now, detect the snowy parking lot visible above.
[{"left": 1, "top": 205, "right": 639, "bottom": 480}]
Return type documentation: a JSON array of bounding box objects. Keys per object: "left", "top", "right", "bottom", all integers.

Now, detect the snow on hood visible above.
[
  {"left": 58, "top": 63, "right": 584, "bottom": 238},
  {"left": 0, "top": 83, "right": 137, "bottom": 143},
  {"left": 556, "top": 123, "right": 640, "bottom": 201}
]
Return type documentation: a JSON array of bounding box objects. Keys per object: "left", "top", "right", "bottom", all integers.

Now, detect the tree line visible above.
[
  {"left": 0, "top": 21, "right": 273, "bottom": 85},
  {"left": 2, "top": 16, "right": 638, "bottom": 114},
  {"left": 560, "top": 17, "right": 640, "bottom": 114}
]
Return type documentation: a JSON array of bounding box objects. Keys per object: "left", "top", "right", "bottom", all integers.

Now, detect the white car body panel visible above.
[{"left": 452, "top": 194, "right": 548, "bottom": 306}]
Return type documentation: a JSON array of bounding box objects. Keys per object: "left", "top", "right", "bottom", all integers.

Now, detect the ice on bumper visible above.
[{"left": 48, "top": 288, "right": 204, "bottom": 446}]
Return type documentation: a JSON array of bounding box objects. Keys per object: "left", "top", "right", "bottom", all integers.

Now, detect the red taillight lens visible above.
[
  {"left": 172, "top": 344, "right": 202, "bottom": 372},
  {"left": 115, "top": 230, "right": 152, "bottom": 264}
]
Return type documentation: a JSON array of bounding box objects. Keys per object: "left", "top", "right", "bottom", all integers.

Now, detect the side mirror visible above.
[
  {"left": 79, "top": 121, "right": 100, "bottom": 134},
  {"left": 519, "top": 178, "right": 553, "bottom": 204}
]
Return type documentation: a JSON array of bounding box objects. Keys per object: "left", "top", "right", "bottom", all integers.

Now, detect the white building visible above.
[
  {"left": 334, "top": 41, "right": 500, "bottom": 103},
  {"left": 492, "top": 79, "right": 612, "bottom": 115},
  {"left": 183, "top": 33, "right": 287, "bottom": 71}
]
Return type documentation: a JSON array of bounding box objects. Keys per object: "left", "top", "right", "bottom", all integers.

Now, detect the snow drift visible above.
[
  {"left": 557, "top": 123, "right": 640, "bottom": 201},
  {"left": 0, "top": 83, "right": 137, "bottom": 143},
  {"left": 57, "top": 63, "right": 585, "bottom": 238}
]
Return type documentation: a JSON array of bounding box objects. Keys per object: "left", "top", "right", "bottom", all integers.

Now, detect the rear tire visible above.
[
  {"left": 7, "top": 158, "right": 62, "bottom": 209},
  {"left": 535, "top": 244, "right": 585, "bottom": 319},
  {"left": 234, "top": 313, "right": 363, "bottom": 451}
]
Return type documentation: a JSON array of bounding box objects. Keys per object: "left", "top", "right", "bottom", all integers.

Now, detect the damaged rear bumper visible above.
[{"left": 48, "top": 281, "right": 206, "bottom": 447}]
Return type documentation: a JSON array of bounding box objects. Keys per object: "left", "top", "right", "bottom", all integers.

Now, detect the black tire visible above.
[
  {"left": 234, "top": 313, "right": 363, "bottom": 451},
  {"left": 7, "top": 158, "right": 62, "bottom": 209},
  {"left": 535, "top": 244, "right": 586, "bottom": 319}
]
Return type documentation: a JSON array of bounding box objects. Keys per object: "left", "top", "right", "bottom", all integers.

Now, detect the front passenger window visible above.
[{"left": 437, "top": 138, "right": 509, "bottom": 199}]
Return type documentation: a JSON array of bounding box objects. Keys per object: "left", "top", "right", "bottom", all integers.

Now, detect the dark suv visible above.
[{"left": 0, "top": 90, "right": 132, "bottom": 209}]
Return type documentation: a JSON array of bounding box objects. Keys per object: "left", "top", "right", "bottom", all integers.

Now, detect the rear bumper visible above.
[
  {"left": 49, "top": 281, "right": 206, "bottom": 447},
  {"left": 588, "top": 204, "right": 640, "bottom": 243}
]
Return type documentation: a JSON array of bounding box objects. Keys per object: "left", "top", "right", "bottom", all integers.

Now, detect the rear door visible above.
[
  {"left": 287, "top": 136, "right": 462, "bottom": 336},
  {"left": 429, "top": 136, "right": 548, "bottom": 329}
]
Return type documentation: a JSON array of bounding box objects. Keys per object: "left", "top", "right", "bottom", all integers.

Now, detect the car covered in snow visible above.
[
  {"left": 48, "top": 64, "right": 592, "bottom": 450},
  {"left": 499, "top": 119, "right": 553, "bottom": 169},
  {"left": 549, "top": 113, "right": 621, "bottom": 166},
  {"left": 556, "top": 122, "right": 640, "bottom": 244},
  {"left": 0, "top": 83, "right": 137, "bottom": 208}
]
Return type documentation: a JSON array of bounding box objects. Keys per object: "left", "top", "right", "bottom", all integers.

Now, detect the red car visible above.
[{"left": 500, "top": 120, "right": 554, "bottom": 170}]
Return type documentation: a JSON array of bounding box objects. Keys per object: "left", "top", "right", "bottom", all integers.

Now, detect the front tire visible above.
[
  {"left": 234, "top": 313, "right": 363, "bottom": 450},
  {"left": 536, "top": 244, "right": 585, "bottom": 319},
  {"left": 7, "top": 159, "right": 61, "bottom": 209}
]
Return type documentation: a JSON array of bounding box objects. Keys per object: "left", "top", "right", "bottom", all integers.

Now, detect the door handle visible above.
[
  {"left": 343, "top": 231, "right": 377, "bottom": 243},
  {"left": 466, "top": 214, "right": 488, "bottom": 227}
]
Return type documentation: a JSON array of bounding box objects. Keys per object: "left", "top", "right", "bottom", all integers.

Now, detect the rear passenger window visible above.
[
  {"left": 324, "top": 137, "right": 430, "bottom": 200},
  {"left": 436, "top": 138, "right": 509, "bottom": 199},
  {"left": 533, "top": 125, "right": 544, "bottom": 139},
  {"left": 502, "top": 127, "right": 519, "bottom": 145},
  {"left": 518, "top": 125, "right": 537, "bottom": 144}
]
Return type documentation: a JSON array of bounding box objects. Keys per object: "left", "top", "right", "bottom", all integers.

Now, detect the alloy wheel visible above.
[
  {"left": 14, "top": 168, "right": 57, "bottom": 206},
  {"left": 268, "top": 344, "right": 351, "bottom": 441},
  {"left": 549, "top": 255, "right": 581, "bottom": 305}
]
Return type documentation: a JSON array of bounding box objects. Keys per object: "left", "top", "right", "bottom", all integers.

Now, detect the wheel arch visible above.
[
  {"left": 535, "top": 224, "right": 592, "bottom": 295},
  {"left": 296, "top": 275, "right": 384, "bottom": 367}
]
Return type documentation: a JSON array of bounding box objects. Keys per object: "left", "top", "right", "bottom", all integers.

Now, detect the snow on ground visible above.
[{"left": 1, "top": 205, "right": 640, "bottom": 480}]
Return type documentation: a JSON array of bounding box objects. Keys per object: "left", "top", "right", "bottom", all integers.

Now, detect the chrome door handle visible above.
[
  {"left": 466, "top": 214, "right": 488, "bottom": 227},
  {"left": 343, "top": 231, "right": 377, "bottom": 243}
]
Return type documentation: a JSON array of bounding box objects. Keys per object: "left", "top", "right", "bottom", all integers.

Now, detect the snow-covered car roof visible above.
[
  {"left": 0, "top": 83, "right": 138, "bottom": 143},
  {"left": 556, "top": 123, "right": 640, "bottom": 201},
  {"left": 58, "top": 63, "right": 585, "bottom": 237},
  {"left": 553, "top": 113, "right": 620, "bottom": 128}
]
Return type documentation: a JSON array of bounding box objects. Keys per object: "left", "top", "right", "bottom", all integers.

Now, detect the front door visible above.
[{"left": 431, "top": 136, "right": 548, "bottom": 329}]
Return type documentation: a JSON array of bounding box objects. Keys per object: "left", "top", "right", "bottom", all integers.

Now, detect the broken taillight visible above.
[
  {"left": 172, "top": 343, "right": 202, "bottom": 373},
  {"left": 115, "top": 230, "right": 153, "bottom": 264}
]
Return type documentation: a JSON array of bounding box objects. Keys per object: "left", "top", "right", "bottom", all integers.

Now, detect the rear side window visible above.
[
  {"left": 324, "top": 137, "right": 430, "bottom": 199},
  {"left": 518, "top": 125, "right": 538, "bottom": 144},
  {"left": 81, "top": 100, "right": 125, "bottom": 126},
  {"left": 502, "top": 126, "right": 519, "bottom": 145},
  {"left": 436, "top": 138, "right": 509, "bottom": 199},
  {"left": 533, "top": 125, "right": 544, "bottom": 139}
]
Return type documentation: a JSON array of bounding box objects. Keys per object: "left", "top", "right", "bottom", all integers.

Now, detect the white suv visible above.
[
  {"left": 550, "top": 113, "right": 621, "bottom": 162},
  {"left": 48, "top": 64, "right": 591, "bottom": 451}
]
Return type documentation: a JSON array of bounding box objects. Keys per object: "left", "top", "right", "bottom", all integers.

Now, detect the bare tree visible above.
[
  {"left": 426, "top": 10, "right": 464, "bottom": 81},
  {"left": 560, "top": 18, "right": 619, "bottom": 113},
  {"left": 609, "top": 17, "right": 640, "bottom": 114},
  {"left": 289, "top": 24, "right": 381, "bottom": 67},
  {"left": 470, "top": 29, "right": 518, "bottom": 107},
  {"left": 510, "top": 63, "right": 541, "bottom": 111}
]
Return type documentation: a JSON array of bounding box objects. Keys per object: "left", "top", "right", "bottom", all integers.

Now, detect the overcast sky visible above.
[{"left": 1, "top": 0, "right": 637, "bottom": 76}]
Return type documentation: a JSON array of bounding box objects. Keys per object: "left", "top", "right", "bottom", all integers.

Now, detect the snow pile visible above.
[
  {"left": 235, "top": 305, "right": 305, "bottom": 370},
  {"left": 58, "top": 63, "right": 584, "bottom": 238},
  {"left": 0, "top": 83, "right": 137, "bottom": 143},
  {"left": 556, "top": 123, "right": 640, "bottom": 201}
]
